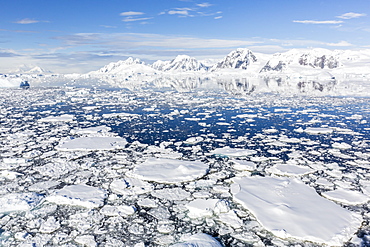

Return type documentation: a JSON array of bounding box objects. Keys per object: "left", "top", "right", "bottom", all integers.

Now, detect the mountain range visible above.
[{"left": 85, "top": 48, "right": 370, "bottom": 78}]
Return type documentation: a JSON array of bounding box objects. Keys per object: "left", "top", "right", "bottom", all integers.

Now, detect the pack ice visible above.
[{"left": 231, "top": 176, "right": 362, "bottom": 246}]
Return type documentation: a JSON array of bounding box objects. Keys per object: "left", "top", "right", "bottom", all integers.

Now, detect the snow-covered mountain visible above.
[
  {"left": 210, "top": 48, "right": 258, "bottom": 71},
  {"left": 260, "top": 49, "right": 343, "bottom": 73},
  {"left": 10, "top": 65, "right": 52, "bottom": 74},
  {"left": 152, "top": 55, "right": 207, "bottom": 72},
  {"left": 89, "top": 57, "right": 156, "bottom": 75}
]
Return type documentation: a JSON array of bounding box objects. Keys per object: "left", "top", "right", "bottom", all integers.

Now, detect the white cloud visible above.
[
  {"left": 293, "top": 20, "right": 343, "bottom": 24},
  {"left": 326, "top": 41, "right": 353, "bottom": 47},
  {"left": 122, "top": 17, "right": 153, "bottom": 22},
  {"left": 197, "top": 3, "right": 213, "bottom": 8},
  {"left": 168, "top": 10, "right": 190, "bottom": 16},
  {"left": 337, "top": 12, "right": 366, "bottom": 19},
  {"left": 120, "top": 11, "right": 144, "bottom": 16},
  {"left": 14, "top": 18, "right": 44, "bottom": 24},
  {"left": 214, "top": 16, "right": 223, "bottom": 20}
]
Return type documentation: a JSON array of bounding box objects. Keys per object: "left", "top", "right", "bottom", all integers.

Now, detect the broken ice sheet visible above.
[
  {"left": 46, "top": 184, "right": 107, "bottom": 208},
  {"left": 56, "top": 136, "right": 127, "bottom": 151},
  {"left": 130, "top": 157, "right": 209, "bottom": 184},
  {"left": 231, "top": 176, "right": 362, "bottom": 245},
  {"left": 0, "top": 192, "right": 43, "bottom": 214}
]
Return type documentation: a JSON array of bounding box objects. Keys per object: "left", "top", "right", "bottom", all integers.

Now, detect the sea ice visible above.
[
  {"left": 0, "top": 192, "right": 43, "bottom": 214},
  {"left": 56, "top": 136, "right": 127, "bottom": 151},
  {"left": 322, "top": 188, "right": 369, "bottom": 205},
  {"left": 231, "top": 176, "right": 362, "bottom": 246},
  {"left": 304, "top": 127, "right": 333, "bottom": 135},
  {"left": 100, "top": 205, "right": 136, "bottom": 216},
  {"left": 130, "top": 158, "right": 209, "bottom": 184},
  {"left": 170, "top": 233, "right": 223, "bottom": 247},
  {"left": 70, "top": 125, "right": 111, "bottom": 135},
  {"left": 210, "top": 147, "right": 257, "bottom": 157},
  {"left": 38, "top": 114, "right": 74, "bottom": 122},
  {"left": 46, "top": 184, "right": 107, "bottom": 208},
  {"left": 267, "top": 163, "right": 314, "bottom": 176}
]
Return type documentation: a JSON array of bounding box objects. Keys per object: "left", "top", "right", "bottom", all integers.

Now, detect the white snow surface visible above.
[
  {"left": 46, "top": 184, "right": 107, "bottom": 208},
  {"left": 130, "top": 158, "right": 209, "bottom": 184},
  {"left": 56, "top": 136, "right": 127, "bottom": 151},
  {"left": 231, "top": 176, "right": 361, "bottom": 245},
  {"left": 0, "top": 193, "right": 43, "bottom": 214},
  {"left": 210, "top": 147, "right": 257, "bottom": 157},
  {"left": 170, "top": 233, "right": 223, "bottom": 247},
  {"left": 322, "top": 188, "right": 369, "bottom": 205}
]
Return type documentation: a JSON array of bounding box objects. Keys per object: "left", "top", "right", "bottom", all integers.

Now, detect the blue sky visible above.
[{"left": 1, "top": 0, "right": 369, "bottom": 73}]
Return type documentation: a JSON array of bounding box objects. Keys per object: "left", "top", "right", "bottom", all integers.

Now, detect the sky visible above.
[{"left": 1, "top": 0, "right": 370, "bottom": 73}]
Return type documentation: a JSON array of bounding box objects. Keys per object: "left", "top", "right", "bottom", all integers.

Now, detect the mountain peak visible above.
[
  {"left": 210, "top": 48, "right": 258, "bottom": 71},
  {"left": 154, "top": 55, "right": 207, "bottom": 72}
]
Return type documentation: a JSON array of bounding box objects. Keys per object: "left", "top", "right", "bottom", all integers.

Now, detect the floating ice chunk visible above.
[
  {"left": 110, "top": 177, "right": 154, "bottom": 196},
  {"left": 322, "top": 188, "right": 369, "bottom": 205},
  {"left": 39, "top": 217, "right": 60, "bottom": 233},
  {"left": 151, "top": 188, "right": 191, "bottom": 201},
  {"left": 170, "top": 233, "right": 223, "bottom": 247},
  {"left": 0, "top": 170, "right": 22, "bottom": 179},
  {"left": 184, "top": 136, "right": 204, "bottom": 145},
  {"left": 28, "top": 180, "right": 60, "bottom": 192},
  {"left": 186, "top": 199, "right": 221, "bottom": 218},
  {"left": 218, "top": 210, "right": 243, "bottom": 229},
  {"left": 332, "top": 142, "right": 352, "bottom": 150},
  {"left": 232, "top": 160, "right": 256, "bottom": 171},
  {"left": 56, "top": 136, "right": 127, "bottom": 151},
  {"left": 38, "top": 114, "right": 74, "bottom": 122},
  {"left": 75, "top": 235, "right": 97, "bottom": 247},
  {"left": 2, "top": 157, "right": 27, "bottom": 165},
  {"left": 71, "top": 125, "right": 111, "bottom": 135},
  {"left": 236, "top": 114, "right": 258, "bottom": 118},
  {"left": 102, "top": 112, "right": 139, "bottom": 118},
  {"left": 100, "top": 205, "right": 136, "bottom": 216},
  {"left": 138, "top": 198, "right": 158, "bottom": 208},
  {"left": 210, "top": 147, "right": 257, "bottom": 157},
  {"left": 304, "top": 127, "right": 333, "bottom": 135},
  {"left": 267, "top": 163, "right": 314, "bottom": 176},
  {"left": 46, "top": 184, "right": 107, "bottom": 209},
  {"left": 231, "top": 176, "right": 361, "bottom": 246},
  {"left": 0, "top": 192, "right": 43, "bottom": 214},
  {"left": 130, "top": 158, "right": 209, "bottom": 184}
]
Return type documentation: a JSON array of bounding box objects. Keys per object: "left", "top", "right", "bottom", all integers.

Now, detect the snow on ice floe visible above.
[
  {"left": 210, "top": 147, "right": 257, "bottom": 157},
  {"left": 0, "top": 193, "right": 43, "bottom": 214},
  {"left": 46, "top": 184, "right": 107, "bottom": 208},
  {"left": 56, "top": 136, "right": 127, "bottom": 151},
  {"left": 267, "top": 163, "right": 314, "bottom": 176},
  {"left": 231, "top": 176, "right": 362, "bottom": 245},
  {"left": 38, "top": 114, "right": 74, "bottom": 122},
  {"left": 70, "top": 125, "right": 111, "bottom": 135},
  {"left": 322, "top": 188, "right": 369, "bottom": 205},
  {"left": 130, "top": 158, "right": 209, "bottom": 184},
  {"left": 170, "top": 233, "right": 223, "bottom": 247},
  {"left": 304, "top": 127, "right": 333, "bottom": 135}
]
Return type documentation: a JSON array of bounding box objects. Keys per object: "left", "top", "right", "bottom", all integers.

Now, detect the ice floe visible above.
[
  {"left": 322, "top": 188, "right": 369, "bottom": 205},
  {"left": 170, "top": 233, "right": 223, "bottom": 247},
  {"left": 130, "top": 158, "right": 209, "bottom": 184},
  {"left": 0, "top": 193, "right": 43, "bottom": 214},
  {"left": 231, "top": 176, "right": 362, "bottom": 245},
  {"left": 210, "top": 147, "right": 257, "bottom": 157},
  {"left": 46, "top": 184, "right": 107, "bottom": 208},
  {"left": 304, "top": 127, "right": 333, "bottom": 134},
  {"left": 56, "top": 136, "right": 127, "bottom": 151}
]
